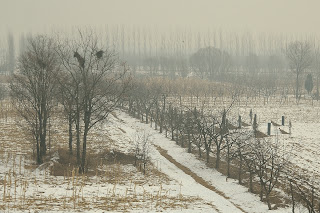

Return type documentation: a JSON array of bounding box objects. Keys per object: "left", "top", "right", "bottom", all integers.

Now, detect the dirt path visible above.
[
  {"left": 117, "top": 111, "right": 277, "bottom": 212},
  {"left": 155, "top": 145, "right": 247, "bottom": 213}
]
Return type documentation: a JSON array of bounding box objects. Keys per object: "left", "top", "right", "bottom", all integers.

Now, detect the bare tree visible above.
[
  {"left": 253, "top": 138, "right": 285, "bottom": 210},
  {"left": 286, "top": 41, "right": 313, "bottom": 100},
  {"left": 132, "top": 78, "right": 161, "bottom": 124},
  {"left": 56, "top": 72, "right": 77, "bottom": 155},
  {"left": 10, "top": 35, "right": 59, "bottom": 164},
  {"left": 305, "top": 73, "right": 314, "bottom": 95},
  {"left": 189, "top": 107, "right": 203, "bottom": 157},
  {"left": 56, "top": 30, "right": 131, "bottom": 173},
  {"left": 233, "top": 132, "right": 253, "bottom": 185},
  {"left": 212, "top": 108, "right": 232, "bottom": 169},
  {"left": 133, "top": 131, "right": 151, "bottom": 174},
  {"left": 19, "top": 33, "right": 27, "bottom": 56},
  {"left": 7, "top": 32, "right": 15, "bottom": 74},
  {"left": 225, "top": 131, "right": 249, "bottom": 179},
  {"left": 288, "top": 176, "right": 319, "bottom": 213},
  {"left": 312, "top": 48, "right": 320, "bottom": 100},
  {"left": 55, "top": 36, "right": 84, "bottom": 165},
  {"left": 192, "top": 109, "right": 214, "bottom": 163},
  {"left": 242, "top": 140, "right": 256, "bottom": 193}
]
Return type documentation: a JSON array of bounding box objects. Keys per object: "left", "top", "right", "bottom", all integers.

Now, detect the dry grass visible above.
[{"left": 0, "top": 105, "right": 211, "bottom": 212}]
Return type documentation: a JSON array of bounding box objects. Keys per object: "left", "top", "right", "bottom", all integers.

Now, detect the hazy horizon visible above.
[{"left": 1, "top": 0, "right": 320, "bottom": 36}]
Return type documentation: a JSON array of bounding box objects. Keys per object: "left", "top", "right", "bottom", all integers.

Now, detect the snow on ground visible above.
[
  {"left": 234, "top": 98, "right": 320, "bottom": 194},
  {"left": 169, "top": 95, "right": 320, "bottom": 197},
  {"left": 0, "top": 96, "right": 315, "bottom": 212},
  {"left": 108, "top": 112, "right": 241, "bottom": 212},
  {"left": 0, "top": 110, "right": 218, "bottom": 212},
  {"left": 113, "top": 110, "right": 295, "bottom": 213}
]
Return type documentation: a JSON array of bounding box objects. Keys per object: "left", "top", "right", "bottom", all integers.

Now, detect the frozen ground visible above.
[
  {"left": 0, "top": 97, "right": 314, "bottom": 212},
  {"left": 234, "top": 98, "right": 320, "bottom": 196},
  {"left": 0, "top": 109, "right": 240, "bottom": 212},
  {"left": 112, "top": 110, "right": 298, "bottom": 213},
  {"left": 169, "top": 95, "right": 320, "bottom": 196}
]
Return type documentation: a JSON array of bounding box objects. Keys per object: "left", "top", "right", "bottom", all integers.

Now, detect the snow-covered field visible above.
[
  {"left": 0, "top": 109, "right": 243, "bottom": 212},
  {"left": 172, "top": 95, "right": 320, "bottom": 199},
  {"left": 113, "top": 111, "right": 295, "bottom": 213},
  {"left": 0, "top": 117, "right": 211, "bottom": 212},
  {"left": 0, "top": 95, "right": 317, "bottom": 212},
  {"left": 233, "top": 97, "right": 320, "bottom": 195}
]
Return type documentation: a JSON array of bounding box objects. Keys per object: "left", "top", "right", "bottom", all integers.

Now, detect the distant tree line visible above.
[{"left": 2, "top": 27, "right": 320, "bottom": 100}]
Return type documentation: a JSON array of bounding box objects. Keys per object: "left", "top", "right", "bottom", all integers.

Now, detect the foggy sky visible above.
[{"left": 1, "top": 0, "right": 320, "bottom": 36}]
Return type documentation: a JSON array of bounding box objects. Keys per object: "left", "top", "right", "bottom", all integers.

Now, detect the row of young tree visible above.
[
  {"left": 126, "top": 79, "right": 319, "bottom": 211},
  {"left": 9, "top": 31, "right": 130, "bottom": 173}
]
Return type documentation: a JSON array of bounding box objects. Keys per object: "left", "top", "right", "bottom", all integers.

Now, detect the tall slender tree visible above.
[
  {"left": 7, "top": 32, "right": 15, "bottom": 74},
  {"left": 10, "top": 35, "right": 59, "bottom": 164},
  {"left": 286, "top": 41, "right": 313, "bottom": 99}
]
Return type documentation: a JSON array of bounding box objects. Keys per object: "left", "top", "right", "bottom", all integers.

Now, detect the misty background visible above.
[
  {"left": 1, "top": 0, "right": 320, "bottom": 93},
  {"left": 1, "top": 0, "right": 320, "bottom": 35},
  {"left": 1, "top": 1, "right": 320, "bottom": 212}
]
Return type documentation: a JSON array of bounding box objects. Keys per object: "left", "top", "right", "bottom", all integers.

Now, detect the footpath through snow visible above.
[{"left": 114, "top": 110, "right": 293, "bottom": 213}]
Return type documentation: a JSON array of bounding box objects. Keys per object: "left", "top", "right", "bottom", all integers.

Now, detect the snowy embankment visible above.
[{"left": 113, "top": 110, "right": 294, "bottom": 213}]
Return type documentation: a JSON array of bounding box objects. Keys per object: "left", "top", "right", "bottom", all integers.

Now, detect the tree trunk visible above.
[
  {"left": 155, "top": 108, "right": 158, "bottom": 130},
  {"left": 176, "top": 128, "right": 179, "bottom": 145},
  {"left": 81, "top": 103, "right": 91, "bottom": 174},
  {"left": 39, "top": 111, "right": 47, "bottom": 156},
  {"left": 68, "top": 114, "right": 73, "bottom": 155},
  {"left": 36, "top": 135, "right": 42, "bottom": 164},
  {"left": 266, "top": 193, "right": 272, "bottom": 210},
  {"left": 249, "top": 171, "right": 253, "bottom": 193},
  {"left": 171, "top": 128, "right": 174, "bottom": 140},
  {"left": 206, "top": 147, "right": 210, "bottom": 163},
  {"left": 188, "top": 132, "right": 191, "bottom": 153},
  {"left": 238, "top": 154, "right": 242, "bottom": 184},
  {"left": 40, "top": 133, "right": 46, "bottom": 157},
  {"left": 181, "top": 132, "right": 184, "bottom": 147},
  {"left": 260, "top": 181, "right": 264, "bottom": 201},
  {"left": 75, "top": 112, "right": 81, "bottom": 165},
  {"left": 165, "top": 126, "right": 168, "bottom": 137},
  {"left": 216, "top": 149, "right": 220, "bottom": 169},
  {"left": 227, "top": 147, "right": 230, "bottom": 177},
  {"left": 160, "top": 111, "right": 163, "bottom": 133},
  {"left": 296, "top": 72, "right": 299, "bottom": 99},
  {"left": 81, "top": 124, "right": 89, "bottom": 174},
  {"left": 290, "top": 180, "right": 295, "bottom": 213},
  {"left": 146, "top": 110, "right": 149, "bottom": 124}
]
